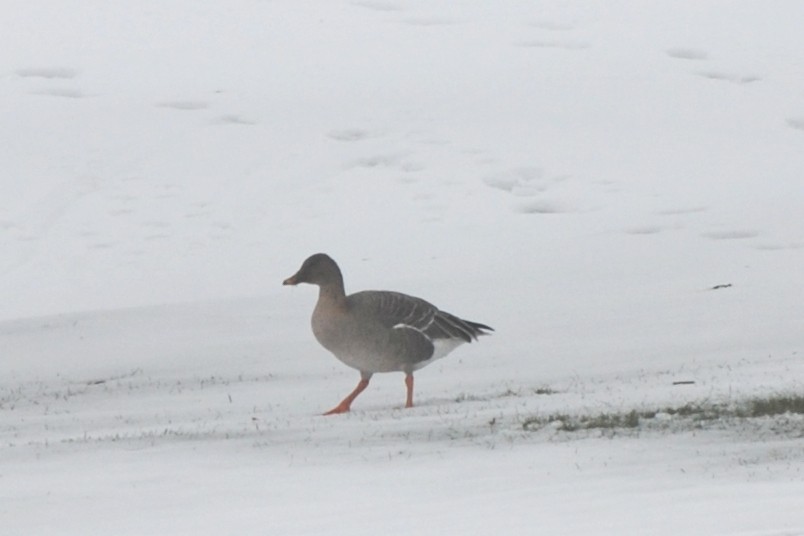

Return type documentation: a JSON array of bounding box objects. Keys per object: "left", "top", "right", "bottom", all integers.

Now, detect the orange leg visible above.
[
  {"left": 323, "top": 378, "right": 370, "bottom": 415},
  {"left": 405, "top": 374, "right": 414, "bottom": 408}
]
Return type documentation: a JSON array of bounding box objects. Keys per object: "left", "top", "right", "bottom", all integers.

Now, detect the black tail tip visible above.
[{"left": 470, "top": 321, "right": 494, "bottom": 335}]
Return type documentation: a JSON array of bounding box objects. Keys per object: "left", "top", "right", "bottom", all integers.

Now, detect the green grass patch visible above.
[
  {"left": 741, "top": 395, "right": 804, "bottom": 418},
  {"left": 522, "top": 393, "right": 804, "bottom": 433},
  {"left": 523, "top": 409, "right": 648, "bottom": 432},
  {"left": 533, "top": 386, "right": 560, "bottom": 395}
]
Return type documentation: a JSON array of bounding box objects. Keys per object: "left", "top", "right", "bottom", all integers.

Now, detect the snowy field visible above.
[{"left": 2, "top": 1, "right": 804, "bottom": 534}]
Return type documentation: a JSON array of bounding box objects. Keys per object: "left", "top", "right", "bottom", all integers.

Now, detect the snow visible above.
[{"left": 2, "top": 1, "right": 804, "bottom": 534}]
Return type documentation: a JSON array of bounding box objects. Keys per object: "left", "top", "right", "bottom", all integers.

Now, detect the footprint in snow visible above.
[
  {"left": 664, "top": 49, "right": 760, "bottom": 84},
  {"left": 347, "top": 153, "right": 425, "bottom": 175},
  {"left": 32, "top": 88, "right": 90, "bottom": 99},
  {"left": 624, "top": 225, "right": 664, "bottom": 235},
  {"left": 702, "top": 230, "right": 759, "bottom": 241},
  {"left": 348, "top": 154, "right": 400, "bottom": 168},
  {"left": 516, "top": 200, "right": 571, "bottom": 215},
  {"left": 328, "top": 128, "right": 375, "bottom": 142},
  {"left": 787, "top": 118, "right": 804, "bottom": 132},
  {"left": 665, "top": 48, "right": 709, "bottom": 60},
  {"left": 695, "top": 71, "right": 761, "bottom": 84},
  {"left": 212, "top": 114, "right": 256, "bottom": 126},
  {"left": 753, "top": 242, "right": 804, "bottom": 251},
  {"left": 485, "top": 168, "right": 578, "bottom": 215},
  {"left": 484, "top": 167, "right": 558, "bottom": 197}
]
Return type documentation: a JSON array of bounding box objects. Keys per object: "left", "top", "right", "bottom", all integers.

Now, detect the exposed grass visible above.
[
  {"left": 533, "top": 386, "right": 560, "bottom": 396},
  {"left": 523, "top": 409, "right": 647, "bottom": 432},
  {"left": 743, "top": 395, "right": 804, "bottom": 418},
  {"left": 522, "top": 394, "right": 804, "bottom": 433},
  {"left": 454, "top": 386, "right": 558, "bottom": 403},
  {"left": 661, "top": 401, "right": 722, "bottom": 421}
]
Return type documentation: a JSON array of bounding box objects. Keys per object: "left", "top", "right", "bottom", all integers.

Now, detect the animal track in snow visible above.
[
  {"left": 350, "top": 155, "right": 398, "bottom": 168},
  {"left": 665, "top": 48, "right": 708, "bottom": 60},
  {"left": 16, "top": 67, "right": 79, "bottom": 79},
  {"left": 484, "top": 167, "right": 560, "bottom": 197},
  {"left": 348, "top": 154, "right": 402, "bottom": 169},
  {"left": 753, "top": 242, "right": 804, "bottom": 251},
  {"left": 624, "top": 225, "right": 664, "bottom": 235},
  {"left": 485, "top": 167, "right": 578, "bottom": 215},
  {"left": 695, "top": 71, "right": 761, "bottom": 84},
  {"left": 347, "top": 152, "right": 425, "bottom": 175},
  {"left": 787, "top": 118, "right": 804, "bottom": 132},
  {"left": 212, "top": 115, "right": 256, "bottom": 126},
  {"left": 516, "top": 200, "right": 571, "bottom": 215},
  {"left": 328, "top": 128, "right": 375, "bottom": 142},
  {"left": 664, "top": 49, "right": 761, "bottom": 85},
  {"left": 702, "top": 230, "right": 759, "bottom": 241},
  {"left": 32, "top": 88, "right": 89, "bottom": 99},
  {"left": 663, "top": 49, "right": 761, "bottom": 85}
]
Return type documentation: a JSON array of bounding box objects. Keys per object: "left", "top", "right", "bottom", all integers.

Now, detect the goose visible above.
[{"left": 283, "top": 253, "right": 493, "bottom": 414}]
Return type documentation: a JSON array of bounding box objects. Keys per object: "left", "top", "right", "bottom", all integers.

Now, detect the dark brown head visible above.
[{"left": 282, "top": 253, "right": 343, "bottom": 288}]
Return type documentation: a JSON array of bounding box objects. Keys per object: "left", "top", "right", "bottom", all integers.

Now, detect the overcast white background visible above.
[{"left": 2, "top": 2, "right": 803, "bottom": 534}]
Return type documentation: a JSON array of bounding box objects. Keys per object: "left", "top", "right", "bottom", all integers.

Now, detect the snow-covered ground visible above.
[{"left": 2, "top": 1, "right": 804, "bottom": 534}]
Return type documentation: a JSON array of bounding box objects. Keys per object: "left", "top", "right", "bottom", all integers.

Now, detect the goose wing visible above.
[{"left": 349, "top": 291, "right": 492, "bottom": 343}]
